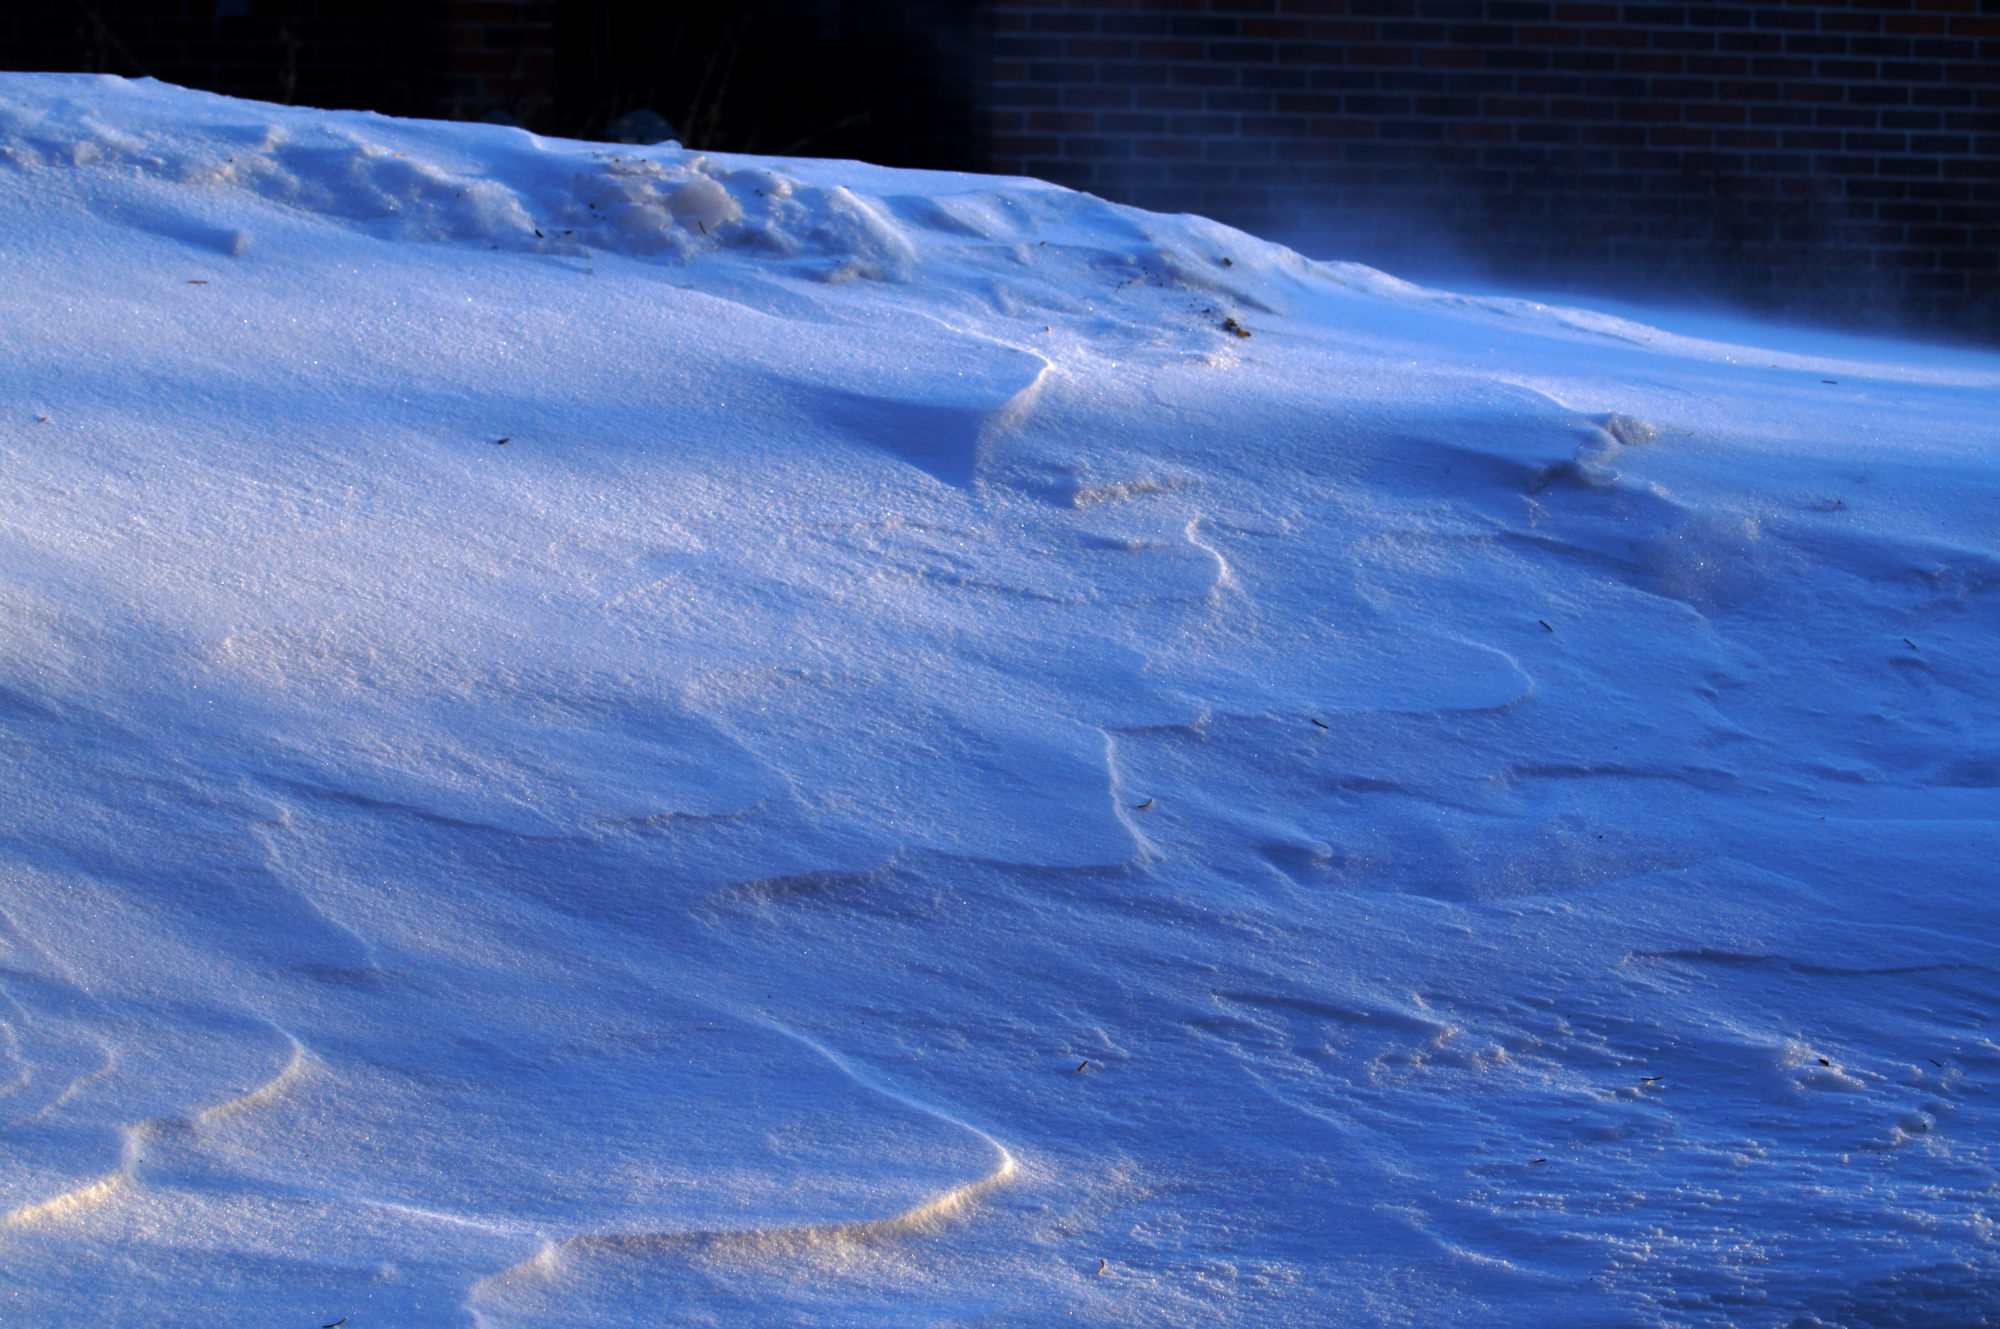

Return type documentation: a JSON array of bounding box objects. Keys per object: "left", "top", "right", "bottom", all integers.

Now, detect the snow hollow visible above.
[{"left": 0, "top": 73, "right": 1997, "bottom": 1328}]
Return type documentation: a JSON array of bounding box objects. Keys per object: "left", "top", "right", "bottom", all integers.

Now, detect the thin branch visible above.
[
  {"left": 775, "top": 110, "right": 871, "bottom": 157},
  {"left": 70, "top": 0, "right": 150, "bottom": 78}
]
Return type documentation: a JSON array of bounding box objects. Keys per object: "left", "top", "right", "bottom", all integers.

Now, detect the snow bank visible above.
[{"left": 1, "top": 74, "right": 1997, "bottom": 1328}]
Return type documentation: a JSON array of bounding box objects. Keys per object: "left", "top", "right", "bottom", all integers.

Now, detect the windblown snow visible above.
[{"left": 0, "top": 74, "right": 1996, "bottom": 1328}]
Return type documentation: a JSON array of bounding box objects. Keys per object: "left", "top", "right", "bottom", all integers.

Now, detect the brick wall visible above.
[
  {"left": 983, "top": 0, "right": 2000, "bottom": 338},
  {"left": 433, "top": 1, "right": 555, "bottom": 122},
  {"left": 1, "top": 1, "right": 552, "bottom": 125}
]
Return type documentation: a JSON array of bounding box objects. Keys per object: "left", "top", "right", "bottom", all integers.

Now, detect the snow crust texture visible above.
[{"left": 1, "top": 75, "right": 1998, "bottom": 1328}]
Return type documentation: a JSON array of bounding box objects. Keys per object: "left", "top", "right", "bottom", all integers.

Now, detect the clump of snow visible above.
[
  {"left": 1, "top": 72, "right": 1998, "bottom": 1329},
  {"left": 0, "top": 80, "right": 928, "bottom": 280}
]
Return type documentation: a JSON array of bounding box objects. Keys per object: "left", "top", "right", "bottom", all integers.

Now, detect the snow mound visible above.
[
  {"left": 2, "top": 72, "right": 1999, "bottom": 1329},
  {"left": 0, "top": 76, "right": 1319, "bottom": 300}
]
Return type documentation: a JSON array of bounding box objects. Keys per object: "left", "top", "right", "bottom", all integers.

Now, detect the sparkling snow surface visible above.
[{"left": 1, "top": 75, "right": 1996, "bottom": 1328}]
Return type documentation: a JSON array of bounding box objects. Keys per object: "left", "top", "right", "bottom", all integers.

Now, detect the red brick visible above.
[
  {"left": 1620, "top": 101, "right": 1682, "bottom": 123},
  {"left": 1586, "top": 26, "right": 1649, "bottom": 49}
]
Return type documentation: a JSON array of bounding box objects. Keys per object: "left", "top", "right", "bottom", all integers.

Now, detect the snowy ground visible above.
[{"left": 0, "top": 74, "right": 1996, "bottom": 1328}]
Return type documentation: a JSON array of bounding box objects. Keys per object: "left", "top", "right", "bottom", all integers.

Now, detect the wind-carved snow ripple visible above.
[
  {"left": 803, "top": 329, "right": 1053, "bottom": 490},
  {"left": 466, "top": 1023, "right": 1017, "bottom": 1323},
  {"left": 0, "top": 914, "right": 118, "bottom": 1136},
  {"left": 255, "top": 687, "right": 786, "bottom": 841},
  {"left": 1181, "top": 516, "right": 1242, "bottom": 607},
  {"left": 685, "top": 666, "right": 1145, "bottom": 871},
  {"left": 3, "top": 1029, "right": 310, "bottom": 1230},
  {"left": 1421, "top": 401, "right": 1809, "bottom": 615}
]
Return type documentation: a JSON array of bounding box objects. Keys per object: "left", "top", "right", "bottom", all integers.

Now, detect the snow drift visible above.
[{"left": 0, "top": 74, "right": 1996, "bottom": 1327}]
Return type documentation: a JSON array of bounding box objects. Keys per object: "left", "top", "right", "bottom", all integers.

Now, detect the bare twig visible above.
[
  {"left": 775, "top": 111, "right": 872, "bottom": 157},
  {"left": 69, "top": 0, "right": 149, "bottom": 77}
]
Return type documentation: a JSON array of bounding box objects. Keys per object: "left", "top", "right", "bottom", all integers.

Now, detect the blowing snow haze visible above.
[{"left": 0, "top": 74, "right": 1997, "bottom": 1328}]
